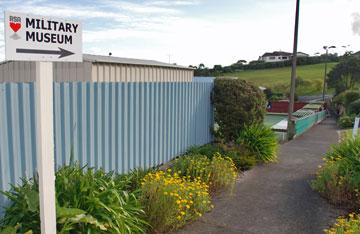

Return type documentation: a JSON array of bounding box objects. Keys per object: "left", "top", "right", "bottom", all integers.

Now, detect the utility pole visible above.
[
  {"left": 322, "top": 45, "right": 336, "bottom": 101},
  {"left": 287, "top": 0, "right": 300, "bottom": 140}
]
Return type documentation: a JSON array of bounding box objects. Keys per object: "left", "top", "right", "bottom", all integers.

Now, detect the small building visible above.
[
  {"left": 296, "top": 52, "right": 309, "bottom": 57},
  {"left": 259, "top": 51, "right": 309, "bottom": 63},
  {"left": 260, "top": 51, "right": 292, "bottom": 63},
  {"left": 0, "top": 54, "right": 194, "bottom": 83}
]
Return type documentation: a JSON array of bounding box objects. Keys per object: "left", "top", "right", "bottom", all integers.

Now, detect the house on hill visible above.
[
  {"left": 259, "top": 51, "right": 309, "bottom": 63},
  {"left": 353, "top": 51, "right": 360, "bottom": 58}
]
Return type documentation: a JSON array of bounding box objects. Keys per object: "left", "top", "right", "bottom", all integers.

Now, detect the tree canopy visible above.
[{"left": 327, "top": 54, "right": 360, "bottom": 94}]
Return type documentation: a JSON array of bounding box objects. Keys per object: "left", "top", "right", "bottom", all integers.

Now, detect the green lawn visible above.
[{"left": 221, "top": 63, "right": 337, "bottom": 96}]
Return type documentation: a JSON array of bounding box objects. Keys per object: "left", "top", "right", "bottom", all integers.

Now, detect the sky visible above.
[{"left": 0, "top": 0, "right": 360, "bottom": 67}]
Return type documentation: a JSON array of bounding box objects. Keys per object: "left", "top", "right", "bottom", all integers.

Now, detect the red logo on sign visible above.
[
  {"left": 9, "top": 15, "right": 22, "bottom": 33},
  {"left": 10, "top": 22, "right": 21, "bottom": 32}
]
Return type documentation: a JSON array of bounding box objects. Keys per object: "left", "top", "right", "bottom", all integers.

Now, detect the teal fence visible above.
[
  {"left": 295, "top": 111, "right": 326, "bottom": 136},
  {"left": 0, "top": 81, "right": 214, "bottom": 213}
]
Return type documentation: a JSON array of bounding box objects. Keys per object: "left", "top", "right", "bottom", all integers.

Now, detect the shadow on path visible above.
[{"left": 177, "top": 118, "right": 346, "bottom": 234}]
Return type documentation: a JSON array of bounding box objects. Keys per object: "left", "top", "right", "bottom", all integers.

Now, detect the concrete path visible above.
[{"left": 178, "top": 118, "right": 346, "bottom": 234}]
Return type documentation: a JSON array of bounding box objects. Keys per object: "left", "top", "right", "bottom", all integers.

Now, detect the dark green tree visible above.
[
  {"left": 212, "top": 79, "right": 266, "bottom": 142},
  {"left": 327, "top": 55, "right": 360, "bottom": 94}
]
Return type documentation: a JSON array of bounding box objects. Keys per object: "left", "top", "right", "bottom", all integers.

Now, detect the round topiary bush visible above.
[
  {"left": 348, "top": 99, "right": 360, "bottom": 116},
  {"left": 212, "top": 79, "right": 266, "bottom": 142}
]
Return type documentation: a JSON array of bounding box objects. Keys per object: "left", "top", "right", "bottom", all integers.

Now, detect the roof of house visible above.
[
  {"left": 297, "top": 52, "right": 309, "bottom": 56},
  {"left": 262, "top": 51, "right": 292, "bottom": 57},
  {"left": 83, "top": 54, "right": 193, "bottom": 70},
  {"left": 0, "top": 54, "right": 194, "bottom": 70}
]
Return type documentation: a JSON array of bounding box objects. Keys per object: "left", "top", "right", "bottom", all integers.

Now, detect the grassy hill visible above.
[{"left": 221, "top": 63, "right": 337, "bottom": 96}]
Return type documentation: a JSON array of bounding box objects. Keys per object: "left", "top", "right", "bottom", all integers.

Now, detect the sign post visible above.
[
  {"left": 35, "top": 61, "right": 56, "bottom": 233},
  {"left": 4, "top": 11, "right": 82, "bottom": 234},
  {"left": 353, "top": 117, "right": 359, "bottom": 139}
]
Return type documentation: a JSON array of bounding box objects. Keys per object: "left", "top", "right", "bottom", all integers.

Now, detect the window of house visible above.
[
  {"left": 269, "top": 57, "right": 275, "bottom": 60},
  {"left": 282, "top": 56, "right": 288, "bottom": 59}
]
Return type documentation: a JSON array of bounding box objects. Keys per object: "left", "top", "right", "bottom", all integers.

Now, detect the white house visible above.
[{"left": 259, "top": 51, "right": 309, "bottom": 63}]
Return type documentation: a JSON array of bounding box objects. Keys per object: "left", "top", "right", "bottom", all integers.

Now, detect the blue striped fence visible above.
[{"left": 0, "top": 81, "right": 214, "bottom": 213}]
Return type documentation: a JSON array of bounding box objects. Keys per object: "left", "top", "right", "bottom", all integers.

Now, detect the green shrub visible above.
[
  {"left": 225, "top": 150, "right": 257, "bottom": 171},
  {"left": 236, "top": 124, "right": 278, "bottom": 162},
  {"left": 332, "top": 91, "right": 347, "bottom": 106},
  {"left": 172, "top": 153, "right": 237, "bottom": 192},
  {"left": 186, "top": 144, "right": 257, "bottom": 171},
  {"left": 311, "top": 136, "right": 360, "bottom": 208},
  {"left": 186, "top": 144, "right": 224, "bottom": 159},
  {"left": 0, "top": 164, "right": 148, "bottom": 234},
  {"left": 115, "top": 168, "right": 154, "bottom": 193},
  {"left": 338, "top": 115, "right": 354, "bottom": 129},
  {"left": 348, "top": 99, "right": 360, "bottom": 115},
  {"left": 140, "top": 171, "right": 212, "bottom": 233},
  {"left": 344, "top": 90, "right": 360, "bottom": 107},
  {"left": 213, "top": 79, "right": 266, "bottom": 142}
]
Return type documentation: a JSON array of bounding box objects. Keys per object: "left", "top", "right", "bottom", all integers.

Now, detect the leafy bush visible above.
[
  {"left": 115, "top": 168, "right": 154, "bottom": 193},
  {"left": 186, "top": 144, "right": 224, "bottom": 159},
  {"left": 225, "top": 150, "right": 257, "bottom": 171},
  {"left": 325, "top": 213, "right": 360, "bottom": 234},
  {"left": 348, "top": 99, "right": 360, "bottom": 115},
  {"left": 338, "top": 115, "right": 354, "bottom": 129},
  {"left": 344, "top": 90, "right": 360, "bottom": 107},
  {"left": 213, "top": 79, "right": 266, "bottom": 142},
  {"left": 140, "top": 171, "right": 212, "bottom": 233},
  {"left": 0, "top": 164, "right": 148, "bottom": 234},
  {"left": 172, "top": 153, "right": 237, "bottom": 192},
  {"left": 311, "top": 136, "right": 360, "bottom": 208},
  {"left": 186, "top": 144, "right": 257, "bottom": 171},
  {"left": 236, "top": 124, "right": 278, "bottom": 162},
  {"left": 332, "top": 92, "right": 347, "bottom": 106}
]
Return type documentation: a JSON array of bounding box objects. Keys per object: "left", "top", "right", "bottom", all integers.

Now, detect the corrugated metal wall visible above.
[
  {"left": 0, "top": 61, "right": 193, "bottom": 83},
  {"left": 0, "top": 81, "right": 213, "bottom": 213},
  {"left": 89, "top": 63, "right": 193, "bottom": 82}
]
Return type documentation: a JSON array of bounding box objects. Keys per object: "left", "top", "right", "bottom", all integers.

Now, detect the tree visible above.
[
  {"left": 236, "top": 60, "right": 247, "bottom": 64},
  {"left": 327, "top": 55, "right": 360, "bottom": 94},
  {"left": 212, "top": 79, "right": 266, "bottom": 142},
  {"left": 198, "top": 63, "right": 205, "bottom": 69}
]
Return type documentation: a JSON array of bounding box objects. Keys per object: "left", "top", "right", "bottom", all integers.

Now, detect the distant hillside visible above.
[{"left": 220, "top": 63, "right": 338, "bottom": 96}]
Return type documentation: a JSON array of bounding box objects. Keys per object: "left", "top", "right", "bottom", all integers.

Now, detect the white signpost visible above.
[
  {"left": 4, "top": 11, "right": 82, "bottom": 234},
  {"left": 353, "top": 117, "right": 359, "bottom": 139}
]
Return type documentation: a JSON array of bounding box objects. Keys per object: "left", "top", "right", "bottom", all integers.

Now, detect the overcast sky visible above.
[{"left": 0, "top": 0, "right": 360, "bottom": 67}]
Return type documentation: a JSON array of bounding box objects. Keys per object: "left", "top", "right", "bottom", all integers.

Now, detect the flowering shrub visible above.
[
  {"left": 311, "top": 136, "right": 360, "bottom": 208},
  {"left": 210, "top": 154, "right": 238, "bottom": 192},
  {"left": 140, "top": 171, "right": 212, "bottom": 233},
  {"left": 325, "top": 213, "right": 360, "bottom": 234},
  {"left": 172, "top": 153, "right": 237, "bottom": 192}
]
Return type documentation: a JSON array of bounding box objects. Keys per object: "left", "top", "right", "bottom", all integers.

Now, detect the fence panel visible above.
[
  {"left": 295, "top": 111, "right": 326, "bottom": 136},
  {"left": 0, "top": 81, "right": 214, "bottom": 214}
]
